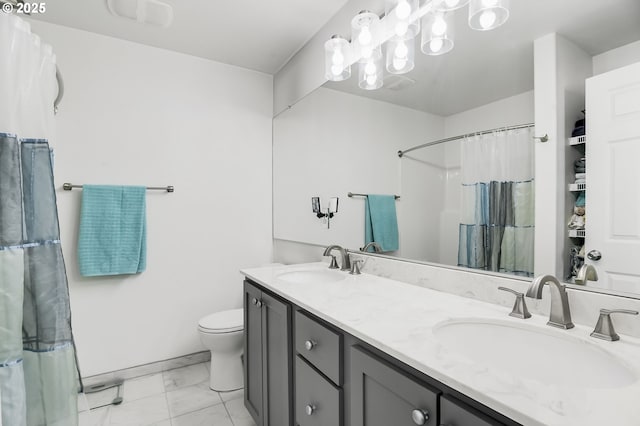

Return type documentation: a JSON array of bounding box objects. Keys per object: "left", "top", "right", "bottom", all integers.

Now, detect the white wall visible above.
[
  {"left": 273, "top": 87, "right": 444, "bottom": 261},
  {"left": 593, "top": 39, "right": 640, "bottom": 75},
  {"left": 29, "top": 21, "right": 274, "bottom": 377}
]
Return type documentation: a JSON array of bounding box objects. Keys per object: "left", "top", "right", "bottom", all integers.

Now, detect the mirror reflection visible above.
[{"left": 273, "top": 0, "right": 640, "bottom": 295}]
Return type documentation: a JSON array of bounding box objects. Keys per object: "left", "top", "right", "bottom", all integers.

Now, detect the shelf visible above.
[
  {"left": 568, "top": 229, "right": 586, "bottom": 238},
  {"left": 569, "top": 135, "right": 586, "bottom": 146},
  {"left": 569, "top": 183, "right": 586, "bottom": 191}
]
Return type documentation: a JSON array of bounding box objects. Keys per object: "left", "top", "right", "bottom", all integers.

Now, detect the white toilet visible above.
[{"left": 198, "top": 308, "right": 244, "bottom": 392}]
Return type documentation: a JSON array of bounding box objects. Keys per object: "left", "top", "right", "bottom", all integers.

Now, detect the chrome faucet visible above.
[
  {"left": 575, "top": 264, "right": 598, "bottom": 285},
  {"left": 360, "top": 242, "right": 383, "bottom": 253},
  {"left": 323, "top": 245, "right": 351, "bottom": 271},
  {"left": 526, "top": 275, "right": 574, "bottom": 329}
]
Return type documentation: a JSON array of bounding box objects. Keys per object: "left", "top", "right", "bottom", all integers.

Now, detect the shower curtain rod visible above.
[
  {"left": 63, "top": 183, "right": 174, "bottom": 192},
  {"left": 397, "top": 122, "right": 536, "bottom": 158}
]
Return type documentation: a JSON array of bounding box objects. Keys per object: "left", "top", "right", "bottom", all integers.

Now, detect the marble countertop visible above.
[{"left": 241, "top": 262, "right": 640, "bottom": 426}]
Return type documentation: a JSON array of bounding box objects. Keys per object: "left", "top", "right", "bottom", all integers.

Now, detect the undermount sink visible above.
[
  {"left": 433, "top": 319, "right": 637, "bottom": 389},
  {"left": 276, "top": 269, "right": 346, "bottom": 284}
]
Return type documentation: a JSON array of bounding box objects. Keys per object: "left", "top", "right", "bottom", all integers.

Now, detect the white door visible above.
[{"left": 586, "top": 61, "right": 640, "bottom": 294}]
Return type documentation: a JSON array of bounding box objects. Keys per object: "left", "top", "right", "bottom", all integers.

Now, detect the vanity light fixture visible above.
[
  {"left": 324, "top": 35, "right": 351, "bottom": 82},
  {"left": 386, "top": 37, "right": 415, "bottom": 74},
  {"left": 468, "top": 0, "right": 510, "bottom": 31},
  {"left": 360, "top": 50, "right": 384, "bottom": 89},
  {"left": 324, "top": 0, "right": 510, "bottom": 90},
  {"left": 421, "top": 11, "right": 454, "bottom": 56},
  {"left": 352, "top": 10, "right": 380, "bottom": 61}
]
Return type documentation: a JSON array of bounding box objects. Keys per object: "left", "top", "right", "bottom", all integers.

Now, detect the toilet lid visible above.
[{"left": 198, "top": 308, "right": 244, "bottom": 333}]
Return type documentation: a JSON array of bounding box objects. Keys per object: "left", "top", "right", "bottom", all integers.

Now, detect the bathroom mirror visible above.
[{"left": 273, "top": 0, "right": 640, "bottom": 296}]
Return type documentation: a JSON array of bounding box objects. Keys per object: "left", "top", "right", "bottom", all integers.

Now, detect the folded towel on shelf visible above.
[
  {"left": 571, "top": 126, "right": 585, "bottom": 137},
  {"left": 575, "top": 179, "right": 586, "bottom": 184},
  {"left": 575, "top": 173, "right": 586, "bottom": 180},
  {"left": 365, "top": 195, "right": 399, "bottom": 252},
  {"left": 78, "top": 185, "right": 147, "bottom": 277}
]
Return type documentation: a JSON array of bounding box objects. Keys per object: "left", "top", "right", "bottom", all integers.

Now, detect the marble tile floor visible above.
[{"left": 78, "top": 362, "right": 255, "bottom": 426}]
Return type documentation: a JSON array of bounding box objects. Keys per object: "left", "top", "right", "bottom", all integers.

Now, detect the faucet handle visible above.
[
  {"left": 350, "top": 259, "right": 362, "bottom": 275},
  {"left": 590, "top": 309, "right": 639, "bottom": 341},
  {"left": 498, "top": 287, "right": 531, "bottom": 319},
  {"left": 328, "top": 255, "right": 339, "bottom": 270}
]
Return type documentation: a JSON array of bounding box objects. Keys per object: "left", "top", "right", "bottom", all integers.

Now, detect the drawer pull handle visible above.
[
  {"left": 411, "top": 409, "right": 429, "bottom": 425},
  {"left": 304, "top": 340, "right": 317, "bottom": 351},
  {"left": 305, "top": 404, "right": 316, "bottom": 416}
]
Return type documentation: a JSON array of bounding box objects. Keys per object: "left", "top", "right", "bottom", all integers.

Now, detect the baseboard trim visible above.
[{"left": 82, "top": 351, "right": 211, "bottom": 388}]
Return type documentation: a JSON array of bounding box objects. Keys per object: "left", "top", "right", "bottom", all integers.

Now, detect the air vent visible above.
[
  {"left": 383, "top": 75, "right": 416, "bottom": 91},
  {"left": 107, "top": 0, "right": 173, "bottom": 28}
]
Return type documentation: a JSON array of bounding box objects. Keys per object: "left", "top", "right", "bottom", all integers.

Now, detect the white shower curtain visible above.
[
  {"left": 0, "top": 14, "right": 79, "bottom": 426},
  {"left": 458, "top": 127, "right": 535, "bottom": 276}
]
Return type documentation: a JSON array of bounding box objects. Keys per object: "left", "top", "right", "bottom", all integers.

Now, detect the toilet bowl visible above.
[{"left": 198, "top": 308, "right": 244, "bottom": 392}]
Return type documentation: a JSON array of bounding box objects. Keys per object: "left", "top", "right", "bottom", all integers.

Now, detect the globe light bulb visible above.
[
  {"left": 395, "top": 0, "right": 411, "bottom": 19},
  {"left": 366, "top": 74, "right": 378, "bottom": 86},
  {"left": 358, "top": 26, "right": 373, "bottom": 45},
  {"left": 394, "top": 41, "right": 409, "bottom": 58},
  {"left": 445, "top": 0, "right": 459, "bottom": 8},
  {"left": 395, "top": 21, "right": 409, "bottom": 37},
  {"left": 479, "top": 9, "right": 497, "bottom": 29},
  {"left": 331, "top": 64, "right": 343, "bottom": 76},
  {"left": 393, "top": 57, "right": 407, "bottom": 70},
  {"left": 432, "top": 16, "right": 447, "bottom": 36},
  {"left": 364, "top": 62, "right": 377, "bottom": 75},
  {"left": 482, "top": 0, "right": 498, "bottom": 7},
  {"left": 331, "top": 50, "right": 344, "bottom": 65},
  {"left": 430, "top": 38, "right": 444, "bottom": 53}
]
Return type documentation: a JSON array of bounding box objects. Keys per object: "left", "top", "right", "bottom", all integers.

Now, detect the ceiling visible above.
[
  {"left": 27, "top": 0, "right": 351, "bottom": 74},
  {"left": 324, "top": 0, "right": 640, "bottom": 116}
]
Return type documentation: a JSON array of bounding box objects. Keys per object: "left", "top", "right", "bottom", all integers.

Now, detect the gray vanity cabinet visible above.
[
  {"left": 350, "top": 345, "right": 440, "bottom": 426},
  {"left": 243, "top": 280, "right": 293, "bottom": 426},
  {"left": 440, "top": 395, "right": 506, "bottom": 426}
]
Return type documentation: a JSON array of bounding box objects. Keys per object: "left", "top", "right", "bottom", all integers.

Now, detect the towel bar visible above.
[
  {"left": 348, "top": 192, "right": 400, "bottom": 200},
  {"left": 63, "top": 183, "right": 174, "bottom": 192}
]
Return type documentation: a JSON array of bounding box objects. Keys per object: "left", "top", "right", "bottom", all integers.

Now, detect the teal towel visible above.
[
  {"left": 78, "top": 185, "right": 146, "bottom": 277},
  {"left": 365, "top": 195, "right": 399, "bottom": 252}
]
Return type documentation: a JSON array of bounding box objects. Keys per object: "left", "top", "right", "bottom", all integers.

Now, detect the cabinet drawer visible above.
[
  {"left": 295, "top": 310, "right": 342, "bottom": 385},
  {"left": 440, "top": 395, "right": 505, "bottom": 426},
  {"left": 295, "top": 356, "right": 342, "bottom": 426}
]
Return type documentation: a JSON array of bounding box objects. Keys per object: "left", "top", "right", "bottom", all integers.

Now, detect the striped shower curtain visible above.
[
  {"left": 0, "top": 14, "right": 80, "bottom": 425},
  {"left": 457, "top": 127, "right": 535, "bottom": 277}
]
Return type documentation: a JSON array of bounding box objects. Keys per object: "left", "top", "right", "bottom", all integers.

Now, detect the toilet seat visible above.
[{"left": 198, "top": 308, "right": 243, "bottom": 333}]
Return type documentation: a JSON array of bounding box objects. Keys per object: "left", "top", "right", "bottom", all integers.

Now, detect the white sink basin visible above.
[
  {"left": 433, "top": 319, "right": 637, "bottom": 389},
  {"left": 276, "top": 269, "right": 346, "bottom": 285}
]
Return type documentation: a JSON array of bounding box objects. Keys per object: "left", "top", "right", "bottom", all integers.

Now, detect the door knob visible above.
[
  {"left": 587, "top": 250, "right": 602, "bottom": 261},
  {"left": 304, "top": 340, "right": 316, "bottom": 351},
  {"left": 251, "top": 298, "right": 258, "bottom": 305},
  {"left": 305, "top": 404, "right": 316, "bottom": 416},
  {"left": 411, "top": 409, "right": 429, "bottom": 425},
  {"left": 255, "top": 299, "right": 263, "bottom": 308}
]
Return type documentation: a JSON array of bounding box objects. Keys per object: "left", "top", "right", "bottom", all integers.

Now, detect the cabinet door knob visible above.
[
  {"left": 304, "top": 340, "right": 316, "bottom": 351},
  {"left": 411, "top": 409, "right": 429, "bottom": 425},
  {"left": 251, "top": 297, "right": 258, "bottom": 306},
  {"left": 305, "top": 404, "right": 316, "bottom": 416},
  {"left": 255, "top": 299, "right": 263, "bottom": 308},
  {"left": 587, "top": 250, "right": 602, "bottom": 261}
]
